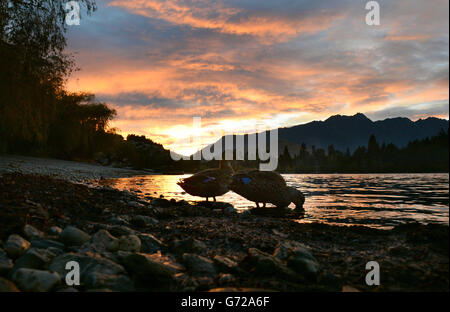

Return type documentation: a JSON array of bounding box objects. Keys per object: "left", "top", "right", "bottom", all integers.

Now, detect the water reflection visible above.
[{"left": 102, "top": 173, "right": 449, "bottom": 229}]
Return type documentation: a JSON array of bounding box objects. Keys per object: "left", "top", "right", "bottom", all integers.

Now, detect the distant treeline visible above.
[
  {"left": 277, "top": 131, "right": 449, "bottom": 173},
  {"left": 0, "top": 1, "right": 174, "bottom": 170}
]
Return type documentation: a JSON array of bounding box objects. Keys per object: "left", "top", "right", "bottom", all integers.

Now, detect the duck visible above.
[
  {"left": 177, "top": 160, "right": 234, "bottom": 202},
  {"left": 230, "top": 170, "right": 305, "bottom": 210}
]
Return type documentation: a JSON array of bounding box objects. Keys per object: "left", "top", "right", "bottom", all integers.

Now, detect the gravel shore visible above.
[
  {"left": 0, "top": 168, "right": 448, "bottom": 292},
  {"left": 0, "top": 155, "right": 149, "bottom": 184}
]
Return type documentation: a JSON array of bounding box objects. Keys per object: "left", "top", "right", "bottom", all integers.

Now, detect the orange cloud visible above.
[{"left": 109, "top": 0, "right": 344, "bottom": 42}]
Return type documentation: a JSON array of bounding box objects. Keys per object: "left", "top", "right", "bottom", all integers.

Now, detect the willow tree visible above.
[{"left": 0, "top": 0, "right": 97, "bottom": 153}]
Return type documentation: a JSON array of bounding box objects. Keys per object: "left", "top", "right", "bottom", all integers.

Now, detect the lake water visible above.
[{"left": 103, "top": 173, "right": 449, "bottom": 229}]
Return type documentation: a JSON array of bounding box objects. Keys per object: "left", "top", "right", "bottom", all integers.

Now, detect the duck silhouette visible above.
[
  {"left": 177, "top": 160, "right": 234, "bottom": 202},
  {"left": 230, "top": 170, "right": 305, "bottom": 210}
]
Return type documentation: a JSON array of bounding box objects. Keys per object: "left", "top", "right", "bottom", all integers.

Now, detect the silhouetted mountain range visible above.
[
  {"left": 195, "top": 113, "right": 449, "bottom": 158},
  {"left": 278, "top": 113, "right": 449, "bottom": 153}
]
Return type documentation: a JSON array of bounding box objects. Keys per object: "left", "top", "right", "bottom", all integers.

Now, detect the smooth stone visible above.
[
  {"left": 80, "top": 230, "right": 118, "bottom": 253},
  {"left": 12, "top": 268, "right": 61, "bottom": 292},
  {"left": 106, "top": 216, "right": 130, "bottom": 226},
  {"left": 4, "top": 234, "right": 31, "bottom": 259},
  {"left": 127, "top": 201, "right": 144, "bottom": 208},
  {"left": 240, "top": 248, "right": 303, "bottom": 283},
  {"left": 0, "top": 248, "right": 13, "bottom": 275},
  {"left": 130, "top": 215, "right": 159, "bottom": 227},
  {"left": 23, "top": 225, "right": 44, "bottom": 239},
  {"left": 169, "top": 238, "right": 207, "bottom": 255},
  {"left": 30, "top": 239, "right": 65, "bottom": 250},
  {"left": 49, "top": 253, "right": 126, "bottom": 285},
  {"left": 150, "top": 198, "right": 171, "bottom": 208},
  {"left": 0, "top": 277, "right": 20, "bottom": 292},
  {"left": 138, "top": 233, "right": 165, "bottom": 254},
  {"left": 286, "top": 256, "right": 319, "bottom": 279},
  {"left": 59, "top": 226, "right": 91, "bottom": 246},
  {"left": 213, "top": 255, "right": 241, "bottom": 274},
  {"left": 84, "top": 272, "right": 135, "bottom": 292},
  {"left": 274, "top": 241, "right": 319, "bottom": 278},
  {"left": 121, "top": 253, "right": 176, "bottom": 291},
  {"left": 274, "top": 241, "right": 317, "bottom": 262},
  {"left": 218, "top": 273, "right": 236, "bottom": 284},
  {"left": 110, "top": 235, "right": 141, "bottom": 252},
  {"left": 182, "top": 253, "right": 217, "bottom": 278},
  {"left": 10, "top": 248, "right": 56, "bottom": 275}
]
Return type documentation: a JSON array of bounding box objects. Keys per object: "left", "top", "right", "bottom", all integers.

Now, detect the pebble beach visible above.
[{"left": 0, "top": 155, "right": 448, "bottom": 292}]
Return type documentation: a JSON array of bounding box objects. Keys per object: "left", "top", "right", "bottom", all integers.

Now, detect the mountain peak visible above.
[
  {"left": 326, "top": 112, "right": 371, "bottom": 122},
  {"left": 353, "top": 112, "right": 370, "bottom": 120}
]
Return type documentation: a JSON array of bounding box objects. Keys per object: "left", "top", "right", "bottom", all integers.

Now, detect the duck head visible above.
[{"left": 287, "top": 186, "right": 305, "bottom": 210}]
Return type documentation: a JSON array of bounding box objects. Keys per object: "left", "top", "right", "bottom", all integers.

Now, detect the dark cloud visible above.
[
  {"left": 366, "top": 100, "right": 449, "bottom": 121},
  {"left": 98, "top": 92, "right": 187, "bottom": 108}
]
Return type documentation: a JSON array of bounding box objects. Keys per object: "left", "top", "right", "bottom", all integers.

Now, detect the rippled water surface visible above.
[{"left": 103, "top": 173, "right": 449, "bottom": 229}]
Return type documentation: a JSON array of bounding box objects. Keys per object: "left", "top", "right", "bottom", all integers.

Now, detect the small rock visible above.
[
  {"left": 48, "top": 226, "right": 63, "bottom": 236},
  {"left": 106, "top": 216, "right": 130, "bottom": 226},
  {"left": 49, "top": 253, "right": 126, "bottom": 284},
  {"left": 12, "top": 268, "right": 61, "bottom": 292},
  {"left": 11, "top": 248, "right": 57, "bottom": 275},
  {"left": 240, "top": 248, "right": 303, "bottom": 282},
  {"left": 195, "top": 276, "right": 215, "bottom": 289},
  {"left": 23, "top": 225, "right": 44, "bottom": 239},
  {"left": 111, "top": 235, "right": 141, "bottom": 252},
  {"left": 213, "top": 255, "right": 241, "bottom": 274},
  {"left": 59, "top": 226, "right": 91, "bottom": 247},
  {"left": 218, "top": 273, "right": 236, "bottom": 284},
  {"left": 130, "top": 215, "right": 159, "bottom": 227},
  {"left": 286, "top": 256, "right": 319, "bottom": 279},
  {"left": 150, "top": 198, "right": 171, "bottom": 208},
  {"left": 84, "top": 272, "right": 135, "bottom": 292},
  {"left": 4, "top": 234, "right": 31, "bottom": 259},
  {"left": 0, "top": 248, "right": 13, "bottom": 275},
  {"left": 127, "top": 201, "right": 144, "bottom": 208},
  {"left": 274, "top": 241, "right": 313, "bottom": 261},
  {"left": 0, "top": 277, "right": 20, "bottom": 292},
  {"left": 138, "top": 233, "right": 165, "bottom": 254},
  {"left": 121, "top": 253, "right": 177, "bottom": 291},
  {"left": 182, "top": 253, "right": 217, "bottom": 278},
  {"left": 274, "top": 241, "right": 319, "bottom": 279},
  {"left": 30, "top": 239, "right": 65, "bottom": 250},
  {"left": 170, "top": 238, "right": 207, "bottom": 255},
  {"left": 80, "top": 230, "right": 118, "bottom": 253}
]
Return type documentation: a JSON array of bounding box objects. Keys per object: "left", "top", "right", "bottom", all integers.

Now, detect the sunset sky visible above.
[{"left": 66, "top": 0, "right": 449, "bottom": 155}]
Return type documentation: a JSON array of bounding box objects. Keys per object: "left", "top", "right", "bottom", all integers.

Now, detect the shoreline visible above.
[
  {"left": 0, "top": 154, "right": 152, "bottom": 184},
  {"left": 1, "top": 155, "right": 447, "bottom": 182},
  {"left": 0, "top": 171, "right": 448, "bottom": 292}
]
